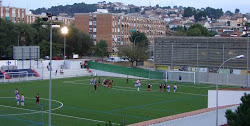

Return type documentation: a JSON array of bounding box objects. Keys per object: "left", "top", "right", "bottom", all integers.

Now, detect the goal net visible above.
[
  {"left": 166, "top": 71, "right": 196, "bottom": 84},
  {"left": 4, "top": 71, "right": 28, "bottom": 82}
]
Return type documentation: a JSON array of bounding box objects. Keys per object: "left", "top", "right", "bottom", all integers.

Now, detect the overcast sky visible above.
[{"left": 2, "top": 0, "right": 250, "bottom": 14}]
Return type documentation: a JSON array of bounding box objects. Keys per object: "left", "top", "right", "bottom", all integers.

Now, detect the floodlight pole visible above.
[
  {"left": 61, "top": 26, "right": 68, "bottom": 68},
  {"left": 48, "top": 13, "right": 53, "bottom": 126},
  {"left": 64, "top": 35, "right": 66, "bottom": 67},
  {"left": 216, "top": 55, "right": 244, "bottom": 126},
  {"left": 247, "top": 34, "right": 249, "bottom": 88}
]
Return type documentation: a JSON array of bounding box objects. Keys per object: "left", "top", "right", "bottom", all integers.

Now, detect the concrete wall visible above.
[
  {"left": 0, "top": 60, "right": 17, "bottom": 66},
  {"left": 208, "top": 90, "right": 250, "bottom": 108},
  {"left": 152, "top": 106, "right": 238, "bottom": 126},
  {"left": 198, "top": 72, "right": 248, "bottom": 86}
]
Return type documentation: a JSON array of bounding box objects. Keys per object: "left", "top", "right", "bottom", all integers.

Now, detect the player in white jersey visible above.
[
  {"left": 16, "top": 93, "right": 20, "bottom": 105},
  {"left": 137, "top": 82, "right": 141, "bottom": 91},
  {"left": 135, "top": 79, "right": 140, "bottom": 87},
  {"left": 90, "top": 78, "right": 94, "bottom": 85},
  {"left": 167, "top": 85, "right": 171, "bottom": 92},
  {"left": 174, "top": 85, "right": 178, "bottom": 92},
  {"left": 21, "top": 94, "right": 24, "bottom": 106},
  {"left": 15, "top": 89, "right": 18, "bottom": 96}
]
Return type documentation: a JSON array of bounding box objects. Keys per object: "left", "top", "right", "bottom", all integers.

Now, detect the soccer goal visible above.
[
  {"left": 4, "top": 71, "right": 28, "bottom": 82},
  {"left": 166, "top": 71, "right": 196, "bottom": 84}
]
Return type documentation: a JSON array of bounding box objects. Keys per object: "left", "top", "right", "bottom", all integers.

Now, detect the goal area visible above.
[{"left": 166, "top": 71, "right": 196, "bottom": 84}]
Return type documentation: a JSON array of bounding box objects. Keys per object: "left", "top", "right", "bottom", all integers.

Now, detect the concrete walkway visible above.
[{"left": 128, "top": 105, "right": 238, "bottom": 126}]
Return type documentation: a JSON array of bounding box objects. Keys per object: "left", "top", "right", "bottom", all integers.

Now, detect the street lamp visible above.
[
  {"left": 134, "top": 36, "right": 140, "bottom": 46},
  {"left": 216, "top": 54, "right": 244, "bottom": 126},
  {"left": 61, "top": 26, "right": 68, "bottom": 68},
  {"left": 244, "top": 26, "right": 249, "bottom": 88},
  {"left": 47, "top": 12, "right": 53, "bottom": 126}
]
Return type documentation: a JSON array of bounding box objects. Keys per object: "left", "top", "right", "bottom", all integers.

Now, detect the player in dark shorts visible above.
[
  {"left": 94, "top": 82, "right": 97, "bottom": 92},
  {"left": 36, "top": 93, "right": 40, "bottom": 104},
  {"left": 109, "top": 80, "right": 113, "bottom": 88},
  {"left": 163, "top": 83, "right": 166, "bottom": 92},
  {"left": 179, "top": 75, "right": 182, "bottom": 82},
  {"left": 98, "top": 77, "right": 101, "bottom": 85},
  {"left": 159, "top": 84, "right": 163, "bottom": 92},
  {"left": 147, "top": 83, "right": 151, "bottom": 91}
]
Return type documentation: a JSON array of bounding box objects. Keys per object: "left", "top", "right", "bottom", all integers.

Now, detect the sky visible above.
[{"left": 2, "top": 0, "right": 250, "bottom": 14}]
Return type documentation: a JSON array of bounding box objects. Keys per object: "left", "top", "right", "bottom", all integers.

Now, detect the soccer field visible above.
[{"left": 0, "top": 76, "right": 237, "bottom": 126}]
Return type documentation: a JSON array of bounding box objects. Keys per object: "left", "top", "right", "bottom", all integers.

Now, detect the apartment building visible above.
[
  {"left": 74, "top": 13, "right": 166, "bottom": 49},
  {"left": 0, "top": 1, "right": 26, "bottom": 23}
]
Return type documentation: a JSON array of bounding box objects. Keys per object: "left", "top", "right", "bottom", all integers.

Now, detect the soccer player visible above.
[
  {"left": 15, "top": 89, "right": 18, "bottom": 97},
  {"left": 94, "top": 78, "right": 97, "bottom": 85},
  {"left": 167, "top": 85, "right": 171, "bottom": 92},
  {"left": 179, "top": 75, "right": 182, "bottom": 82},
  {"left": 94, "top": 81, "right": 97, "bottom": 92},
  {"left": 174, "top": 84, "right": 178, "bottom": 92},
  {"left": 163, "top": 83, "right": 166, "bottom": 92},
  {"left": 147, "top": 83, "right": 151, "bottom": 91},
  {"left": 137, "top": 81, "right": 141, "bottom": 91},
  {"left": 159, "top": 84, "right": 163, "bottom": 92},
  {"left": 21, "top": 94, "right": 24, "bottom": 106},
  {"left": 90, "top": 78, "right": 93, "bottom": 85},
  {"left": 36, "top": 93, "right": 40, "bottom": 104},
  {"left": 109, "top": 80, "right": 113, "bottom": 88},
  {"left": 102, "top": 78, "right": 106, "bottom": 86},
  {"left": 135, "top": 79, "right": 140, "bottom": 87},
  {"left": 98, "top": 77, "right": 101, "bottom": 85},
  {"left": 16, "top": 93, "right": 20, "bottom": 105}
]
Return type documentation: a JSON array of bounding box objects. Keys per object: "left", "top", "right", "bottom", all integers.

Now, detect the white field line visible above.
[
  {"left": 0, "top": 105, "right": 120, "bottom": 125},
  {"left": 110, "top": 87, "right": 207, "bottom": 96}
]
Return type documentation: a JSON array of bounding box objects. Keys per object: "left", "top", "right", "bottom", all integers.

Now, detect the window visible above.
[{"left": 89, "top": 21, "right": 92, "bottom": 25}]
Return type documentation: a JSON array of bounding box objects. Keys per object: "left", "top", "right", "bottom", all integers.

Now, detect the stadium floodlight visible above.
[
  {"left": 47, "top": 12, "right": 53, "bottom": 126},
  {"left": 61, "top": 26, "right": 68, "bottom": 68},
  {"left": 216, "top": 54, "right": 244, "bottom": 126}
]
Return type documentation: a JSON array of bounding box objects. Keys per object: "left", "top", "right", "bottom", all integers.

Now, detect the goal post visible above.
[{"left": 166, "top": 70, "right": 196, "bottom": 84}]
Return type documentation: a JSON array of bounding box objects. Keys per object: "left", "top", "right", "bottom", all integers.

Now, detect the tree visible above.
[
  {"left": 172, "top": 26, "right": 187, "bottom": 36},
  {"left": 208, "top": 30, "right": 217, "bottom": 37},
  {"left": 161, "top": 6, "right": 171, "bottom": 9},
  {"left": 235, "top": 8, "right": 240, "bottom": 14},
  {"left": 194, "top": 11, "right": 206, "bottom": 21},
  {"left": 156, "top": 4, "right": 160, "bottom": 8},
  {"left": 225, "top": 10, "right": 233, "bottom": 16},
  {"left": 225, "top": 93, "right": 250, "bottom": 126},
  {"left": 32, "top": 3, "right": 97, "bottom": 17},
  {"left": 0, "top": 19, "right": 18, "bottom": 59},
  {"left": 184, "top": 7, "right": 196, "bottom": 17},
  {"left": 227, "top": 21, "right": 231, "bottom": 26},
  {"left": 187, "top": 23, "right": 209, "bottom": 36},
  {"left": 94, "top": 40, "right": 109, "bottom": 61},
  {"left": 129, "top": 31, "right": 149, "bottom": 47},
  {"left": 66, "top": 26, "right": 93, "bottom": 58},
  {"left": 205, "top": 7, "right": 223, "bottom": 19},
  {"left": 119, "top": 31, "right": 149, "bottom": 66}
]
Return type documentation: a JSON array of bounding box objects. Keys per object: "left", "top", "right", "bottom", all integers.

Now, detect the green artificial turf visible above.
[{"left": 0, "top": 76, "right": 237, "bottom": 126}]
